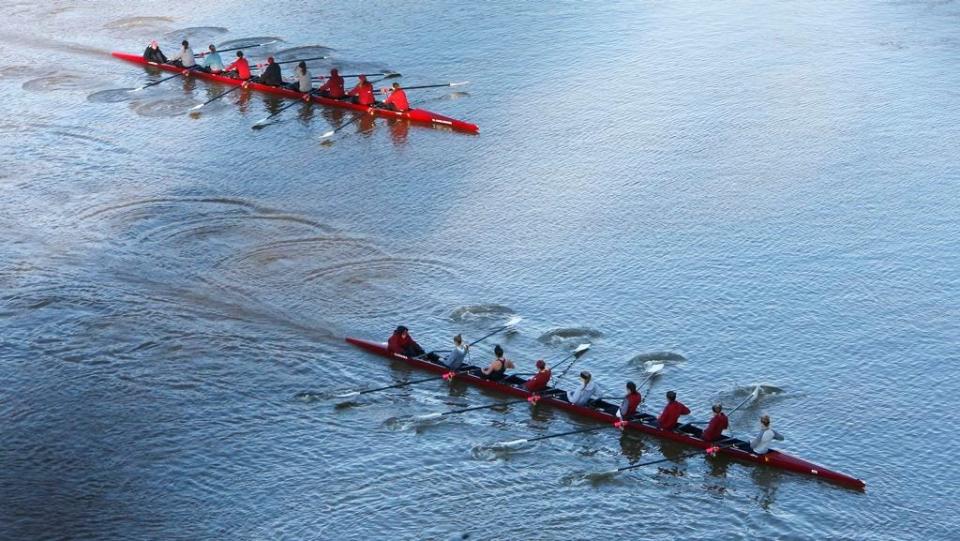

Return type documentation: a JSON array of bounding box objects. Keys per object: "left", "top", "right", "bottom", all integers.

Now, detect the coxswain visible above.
[
  {"left": 258, "top": 57, "right": 283, "bottom": 86},
  {"left": 317, "top": 68, "right": 345, "bottom": 98},
  {"left": 381, "top": 82, "right": 410, "bottom": 112},
  {"left": 480, "top": 345, "right": 514, "bottom": 381},
  {"left": 224, "top": 51, "right": 251, "bottom": 80},
  {"left": 442, "top": 334, "right": 469, "bottom": 370},
  {"left": 701, "top": 403, "right": 729, "bottom": 442},
  {"left": 523, "top": 359, "right": 551, "bottom": 392},
  {"left": 616, "top": 381, "right": 642, "bottom": 423},
  {"left": 143, "top": 40, "right": 167, "bottom": 64},
  {"left": 746, "top": 415, "right": 783, "bottom": 454},
  {"left": 168, "top": 40, "right": 195, "bottom": 68},
  {"left": 568, "top": 371, "right": 600, "bottom": 407},
  {"left": 348, "top": 74, "right": 375, "bottom": 106},
  {"left": 200, "top": 44, "right": 224, "bottom": 73},
  {"left": 386, "top": 325, "right": 425, "bottom": 358},
  {"left": 287, "top": 60, "right": 312, "bottom": 93},
  {"left": 657, "top": 390, "right": 691, "bottom": 430}
]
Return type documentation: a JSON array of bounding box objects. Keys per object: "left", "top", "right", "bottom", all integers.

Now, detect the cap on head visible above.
[
  {"left": 666, "top": 390, "right": 677, "bottom": 401},
  {"left": 580, "top": 371, "right": 591, "bottom": 382},
  {"left": 535, "top": 359, "right": 546, "bottom": 369},
  {"left": 712, "top": 403, "right": 723, "bottom": 413},
  {"left": 626, "top": 381, "right": 637, "bottom": 393},
  {"left": 493, "top": 344, "right": 504, "bottom": 357}
]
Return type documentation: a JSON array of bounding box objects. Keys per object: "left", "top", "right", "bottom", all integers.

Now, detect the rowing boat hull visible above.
[
  {"left": 346, "top": 336, "right": 866, "bottom": 490},
  {"left": 112, "top": 52, "right": 479, "bottom": 134}
]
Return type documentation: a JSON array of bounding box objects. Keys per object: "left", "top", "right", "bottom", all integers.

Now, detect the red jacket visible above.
[
  {"left": 349, "top": 81, "right": 374, "bottom": 105},
  {"left": 658, "top": 400, "right": 690, "bottom": 430},
  {"left": 620, "top": 392, "right": 642, "bottom": 419},
  {"left": 387, "top": 333, "right": 418, "bottom": 355},
  {"left": 523, "top": 369, "right": 551, "bottom": 392},
  {"left": 225, "top": 57, "right": 250, "bottom": 80},
  {"left": 384, "top": 88, "right": 409, "bottom": 111},
  {"left": 702, "top": 412, "right": 729, "bottom": 441},
  {"left": 319, "top": 74, "right": 345, "bottom": 98}
]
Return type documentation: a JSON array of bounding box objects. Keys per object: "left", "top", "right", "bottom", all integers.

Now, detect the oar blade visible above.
[
  {"left": 573, "top": 343, "right": 591, "bottom": 355},
  {"left": 318, "top": 129, "right": 336, "bottom": 139},
  {"left": 645, "top": 362, "right": 665, "bottom": 374},
  {"left": 505, "top": 315, "right": 523, "bottom": 328},
  {"left": 334, "top": 390, "right": 360, "bottom": 399},
  {"left": 449, "top": 81, "right": 469, "bottom": 87},
  {"left": 413, "top": 412, "right": 443, "bottom": 422}
]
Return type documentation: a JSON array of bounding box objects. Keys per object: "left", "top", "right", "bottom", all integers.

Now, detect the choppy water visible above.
[{"left": 1, "top": 1, "right": 958, "bottom": 539}]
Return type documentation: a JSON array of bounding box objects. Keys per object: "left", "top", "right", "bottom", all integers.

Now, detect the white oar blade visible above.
[
  {"left": 129, "top": 87, "right": 144, "bottom": 93},
  {"left": 318, "top": 130, "right": 336, "bottom": 139},
  {"left": 645, "top": 362, "right": 665, "bottom": 374},
  {"left": 499, "top": 438, "right": 529, "bottom": 448},
  {"left": 573, "top": 343, "right": 591, "bottom": 354},
  {"left": 334, "top": 391, "right": 360, "bottom": 399},
  {"left": 449, "top": 81, "right": 469, "bottom": 87},
  {"left": 505, "top": 315, "right": 523, "bottom": 327},
  {"left": 413, "top": 412, "right": 443, "bottom": 422},
  {"left": 190, "top": 103, "right": 205, "bottom": 111}
]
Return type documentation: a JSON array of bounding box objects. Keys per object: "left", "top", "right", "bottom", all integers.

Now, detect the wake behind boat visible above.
[{"left": 345, "top": 336, "right": 867, "bottom": 490}]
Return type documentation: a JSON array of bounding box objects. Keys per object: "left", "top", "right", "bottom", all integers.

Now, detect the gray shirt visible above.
[
  {"left": 569, "top": 380, "right": 599, "bottom": 406},
  {"left": 444, "top": 345, "right": 467, "bottom": 370},
  {"left": 170, "top": 46, "right": 195, "bottom": 67},
  {"left": 294, "top": 66, "right": 312, "bottom": 92},
  {"left": 751, "top": 428, "right": 775, "bottom": 454}
]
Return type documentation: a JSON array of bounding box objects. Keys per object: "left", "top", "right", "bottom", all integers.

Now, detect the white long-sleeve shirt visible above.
[
  {"left": 569, "top": 380, "right": 600, "bottom": 406},
  {"left": 170, "top": 46, "right": 195, "bottom": 67},
  {"left": 751, "top": 428, "right": 775, "bottom": 454}
]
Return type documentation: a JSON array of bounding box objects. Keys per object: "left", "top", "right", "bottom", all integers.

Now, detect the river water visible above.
[{"left": 1, "top": 0, "right": 958, "bottom": 539}]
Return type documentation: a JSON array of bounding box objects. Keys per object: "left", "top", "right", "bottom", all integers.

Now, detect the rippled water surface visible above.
[{"left": 1, "top": 1, "right": 958, "bottom": 540}]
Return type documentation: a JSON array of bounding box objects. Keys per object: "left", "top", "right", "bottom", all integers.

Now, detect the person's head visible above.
[
  {"left": 150, "top": 40, "right": 158, "bottom": 49},
  {"left": 580, "top": 371, "right": 591, "bottom": 383},
  {"left": 760, "top": 415, "right": 770, "bottom": 428},
  {"left": 298, "top": 60, "right": 307, "bottom": 70},
  {"left": 453, "top": 334, "right": 462, "bottom": 346},
  {"left": 330, "top": 68, "right": 339, "bottom": 76},
  {"left": 358, "top": 74, "right": 367, "bottom": 83},
  {"left": 535, "top": 359, "right": 546, "bottom": 371},
  {"left": 394, "top": 325, "right": 408, "bottom": 337},
  {"left": 712, "top": 403, "right": 723, "bottom": 414},
  {"left": 181, "top": 40, "right": 189, "bottom": 48},
  {"left": 493, "top": 344, "right": 504, "bottom": 358},
  {"left": 236, "top": 50, "right": 244, "bottom": 58},
  {"left": 392, "top": 82, "right": 400, "bottom": 90},
  {"left": 626, "top": 381, "right": 637, "bottom": 394},
  {"left": 267, "top": 56, "right": 275, "bottom": 64},
  {"left": 208, "top": 44, "right": 216, "bottom": 52},
  {"left": 666, "top": 390, "right": 677, "bottom": 402}
]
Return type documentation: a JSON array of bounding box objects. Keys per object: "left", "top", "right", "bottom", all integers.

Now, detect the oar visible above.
[
  {"left": 315, "top": 75, "right": 402, "bottom": 140},
  {"left": 466, "top": 315, "right": 522, "bottom": 347},
  {"left": 411, "top": 389, "right": 564, "bottom": 422},
  {"left": 257, "top": 55, "right": 327, "bottom": 67},
  {"left": 602, "top": 439, "right": 742, "bottom": 475},
  {"left": 312, "top": 72, "right": 400, "bottom": 80},
  {"left": 688, "top": 385, "right": 761, "bottom": 424},
  {"left": 189, "top": 84, "right": 244, "bottom": 111},
  {"left": 386, "top": 81, "right": 469, "bottom": 92},
  {"left": 251, "top": 90, "right": 317, "bottom": 128},
  {"left": 197, "top": 39, "right": 279, "bottom": 57},
  {"left": 491, "top": 424, "right": 613, "bottom": 450},
  {"left": 333, "top": 368, "right": 473, "bottom": 399},
  {"left": 129, "top": 67, "right": 194, "bottom": 92}
]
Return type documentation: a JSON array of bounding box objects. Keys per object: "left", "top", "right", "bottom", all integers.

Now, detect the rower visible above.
[
  {"left": 287, "top": 60, "right": 312, "bottom": 93},
  {"left": 568, "top": 371, "right": 600, "bottom": 407},
  {"left": 386, "top": 325, "right": 425, "bottom": 358},
  {"left": 657, "top": 390, "right": 691, "bottom": 430},
  {"left": 480, "top": 345, "right": 514, "bottom": 381},
  {"left": 143, "top": 40, "right": 167, "bottom": 64},
  {"left": 744, "top": 415, "right": 783, "bottom": 455},
  {"left": 523, "top": 359, "right": 551, "bottom": 392},
  {"left": 168, "top": 40, "right": 195, "bottom": 68},
  {"left": 348, "top": 74, "right": 375, "bottom": 106},
  {"left": 380, "top": 82, "right": 410, "bottom": 112},
  {"left": 257, "top": 57, "right": 283, "bottom": 87},
  {"left": 224, "top": 51, "right": 251, "bottom": 80},
  {"left": 616, "top": 381, "right": 642, "bottom": 424},
  {"left": 701, "top": 403, "right": 729, "bottom": 442},
  {"left": 317, "top": 68, "right": 345, "bottom": 98},
  {"left": 200, "top": 44, "right": 224, "bottom": 73},
  {"left": 442, "top": 334, "right": 469, "bottom": 370}
]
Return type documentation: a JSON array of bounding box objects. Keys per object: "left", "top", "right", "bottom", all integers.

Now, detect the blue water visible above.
[{"left": 1, "top": 0, "right": 958, "bottom": 539}]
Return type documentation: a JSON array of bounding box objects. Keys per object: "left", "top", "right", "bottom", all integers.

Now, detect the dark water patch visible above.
[
  {"left": 225, "top": 237, "right": 384, "bottom": 270},
  {"left": 103, "top": 16, "right": 174, "bottom": 30},
  {"left": 274, "top": 45, "right": 336, "bottom": 62},
  {"left": 537, "top": 327, "right": 603, "bottom": 346},
  {"left": 164, "top": 26, "right": 229, "bottom": 43},
  {"left": 22, "top": 72, "right": 102, "bottom": 92},
  {"left": 450, "top": 304, "right": 515, "bottom": 322},
  {"left": 0, "top": 65, "right": 56, "bottom": 79},
  {"left": 87, "top": 88, "right": 138, "bottom": 103},
  {"left": 628, "top": 351, "right": 687, "bottom": 366},
  {"left": 128, "top": 97, "right": 197, "bottom": 117}
]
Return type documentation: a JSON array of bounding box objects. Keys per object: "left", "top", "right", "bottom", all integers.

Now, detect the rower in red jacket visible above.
[
  {"left": 381, "top": 82, "right": 409, "bottom": 112},
  {"left": 224, "top": 50, "right": 251, "bottom": 80},
  {"left": 523, "top": 359, "right": 551, "bottom": 392},
  {"left": 657, "top": 390, "right": 690, "bottom": 430},
  {"left": 317, "top": 68, "right": 345, "bottom": 98},
  {"left": 348, "top": 74, "right": 375, "bottom": 106},
  {"left": 616, "top": 381, "right": 642, "bottom": 423},
  {"left": 387, "top": 325, "right": 425, "bottom": 357},
  {"left": 701, "top": 403, "right": 729, "bottom": 441}
]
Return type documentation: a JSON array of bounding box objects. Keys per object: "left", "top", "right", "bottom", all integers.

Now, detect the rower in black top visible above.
[
  {"left": 258, "top": 56, "right": 283, "bottom": 86},
  {"left": 480, "top": 344, "right": 515, "bottom": 381}
]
